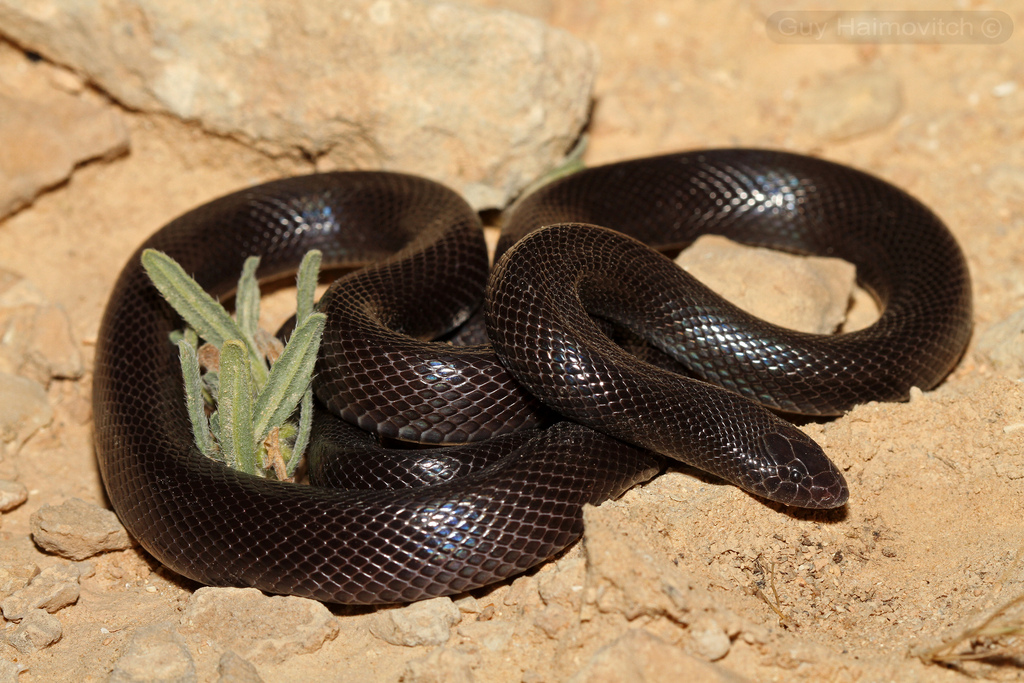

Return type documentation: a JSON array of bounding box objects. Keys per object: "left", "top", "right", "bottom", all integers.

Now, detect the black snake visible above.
[{"left": 92, "top": 150, "right": 972, "bottom": 604}]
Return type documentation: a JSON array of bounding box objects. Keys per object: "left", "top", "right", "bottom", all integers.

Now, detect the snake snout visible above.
[
  {"left": 806, "top": 465, "right": 849, "bottom": 509},
  {"left": 757, "top": 432, "right": 849, "bottom": 509}
]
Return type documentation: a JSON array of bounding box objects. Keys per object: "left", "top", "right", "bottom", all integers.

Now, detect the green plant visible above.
[{"left": 142, "top": 249, "right": 325, "bottom": 480}]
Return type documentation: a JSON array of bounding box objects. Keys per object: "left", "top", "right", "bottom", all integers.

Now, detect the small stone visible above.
[
  {"left": 0, "top": 560, "right": 39, "bottom": 600},
  {"left": 0, "top": 660, "right": 21, "bottom": 683},
  {"left": 676, "top": 235, "right": 857, "bottom": 334},
  {"left": 533, "top": 603, "right": 575, "bottom": 638},
  {"left": 0, "top": 563, "right": 80, "bottom": 620},
  {"left": 992, "top": 81, "right": 1018, "bottom": 98},
  {"left": 217, "top": 650, "right": 265, "bottom": 683},
  {"left": 30, "top": 497, "right": 132, "bottom": 560},
  {"left": 537, "top": 555, "right": 585, "bottom": 608},
  {"left": 798, "top": 69, "right": 902, "bottom": 141},
  {"left": 690, "top": 616, "right": 732, "bottom": 661},
  {"left": 456, "top": 618, "right": 515, "bottom": 652},
  {"left": 0, "top": 479, "right": 27, "bottom": 512},
  {"left": 453, "top": 595, "right": 480, "bottom": 614},
  {"left": 0, "top": 372, "right": 52, "bottom": 451},
  {"left": 8, "top": 608, "right": 62, "bottom": 654},
  {"left": 184, "top": 587, "right": 338, "bottom": 665},
  {"left": 109, "top": 623, "right": 197, "bottom": 683},
  {"left": 567, "top": 629, "right": 745, "bottom": 683},
  {"left": 402, "top": 644, "right": 481, "bottom": 683},
  {"left": 368, "top": 596, "right": 462, "bottom": 647}
]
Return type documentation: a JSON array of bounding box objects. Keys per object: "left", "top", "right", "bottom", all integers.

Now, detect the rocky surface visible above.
[
  {"left": 0, "top": 0, "right": 1021, "bottom": 681},
  {"left": 0, "top": 0, "right": 593, "bottom": 209},
  {"left": 0, "top": 47, "right": 128, "bottom": 220}
]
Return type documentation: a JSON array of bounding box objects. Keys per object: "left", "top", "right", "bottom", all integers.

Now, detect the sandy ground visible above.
[{"left": 2, "top": 0, "right": 1024, "bottom": 680}]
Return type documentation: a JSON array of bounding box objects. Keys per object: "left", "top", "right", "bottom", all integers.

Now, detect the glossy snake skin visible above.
[{"left": 93, "top": 150, "right": 971, "bottom": 604}]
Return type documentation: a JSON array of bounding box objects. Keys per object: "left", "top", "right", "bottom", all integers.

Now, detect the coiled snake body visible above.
[{"left": 92, "top": 150, "right": 971, "bottom": 604}]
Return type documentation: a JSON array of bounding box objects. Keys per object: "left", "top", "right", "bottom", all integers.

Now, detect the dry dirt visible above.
[{"left": 2, "top": 1, "right": 1024, "bottom": 681}]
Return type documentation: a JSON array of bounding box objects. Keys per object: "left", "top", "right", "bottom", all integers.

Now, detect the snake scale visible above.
[{"left": 92, "top": 149, "right": 972, "bottom": 604}]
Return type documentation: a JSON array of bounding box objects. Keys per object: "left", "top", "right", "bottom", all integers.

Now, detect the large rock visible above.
[
  {"left": 0, "top": 0, "right": 596, "bottom": 208},
  {"left": 675, "top": 235, "right": 858, "bottom": 334},
  {"left": 0, "top": 43, "right": 129, "bottom": 219}
]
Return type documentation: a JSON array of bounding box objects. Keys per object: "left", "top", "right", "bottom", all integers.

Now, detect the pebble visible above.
[
  {"left": 217, "top": 650, "right": 265, "bottom": 683},
  {"left": 184, "top": 587, "right": 338, "bottom": 665},
  {"left": 567, "top": 629, "right": 744, "bottom": 682},
  {"left": 369, "top": 596, "right": 462, "bottom": 647},
  {"left": 456, "top": 618, "right": 515, "bottom": 652},
  {"left": 689, "top": 616, "right": 732, "bottom": 661},
  {"left": 30, "top": 497, "right": 132, "bottom": 561},
  {"left": 7, "top": 607, "right": 62, "bottom": 654},
  {"left": 108, "top": 623, "right": 197, "bottom": 683},
  {"left": 0, "top": 559, "right": 39, "bottom": 601},
  {"left": 0, "top": 479, "right": 27, "bottom": 512},
  {"left": 0, "top": 563, "right": 80, "bottom": 620},
  {"left": 0, "top": 660, "right": 20, "bottom": 683},
  {"left": 402, "top": 643, "right": 480, "bottom": 683}
]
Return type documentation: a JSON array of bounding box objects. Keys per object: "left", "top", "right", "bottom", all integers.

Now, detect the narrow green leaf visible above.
[
  {"left": 234, "top": 256, "right": 270, "bottom": 388},
  {"left": 178, "top": 339, "right": 216, "bottom": 458},
  {"left": 288, "top": 388, "right": 314, "bottom": 477},
  {"left": 209, "top": 410, "right": 222, "bottom": 446},
  {"left": 218, "top": 340, "right": 258, "bottom": 474},
  {"left": 296, "top": 249, "right": 322, "bottom": 325},
  {"left": 142, "top": 249, "right": 244, "bottom": 349},
  {"left": 143, "top": 249, "right": 268, "bottom": 387},
  {"left": 202, "top": 370, "right": 220, "bottom": 404},
  {"left": 236, "top": 256, "right": 261, "bottom": 340},
  {"left": 170, "top": 328, "right": 200, "bottom": 349},
  {"left": 252, "top": 312, "right": 326, "bottom": 443}
]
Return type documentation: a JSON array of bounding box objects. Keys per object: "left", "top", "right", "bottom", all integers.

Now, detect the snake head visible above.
[{"left": 750, "top": 431, "right": 849, "bottom": 509}]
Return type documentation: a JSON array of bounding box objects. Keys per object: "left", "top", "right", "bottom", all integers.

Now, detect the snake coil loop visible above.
[{"left": 93, "top": 150, "right": 971, "bottom": 604}]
